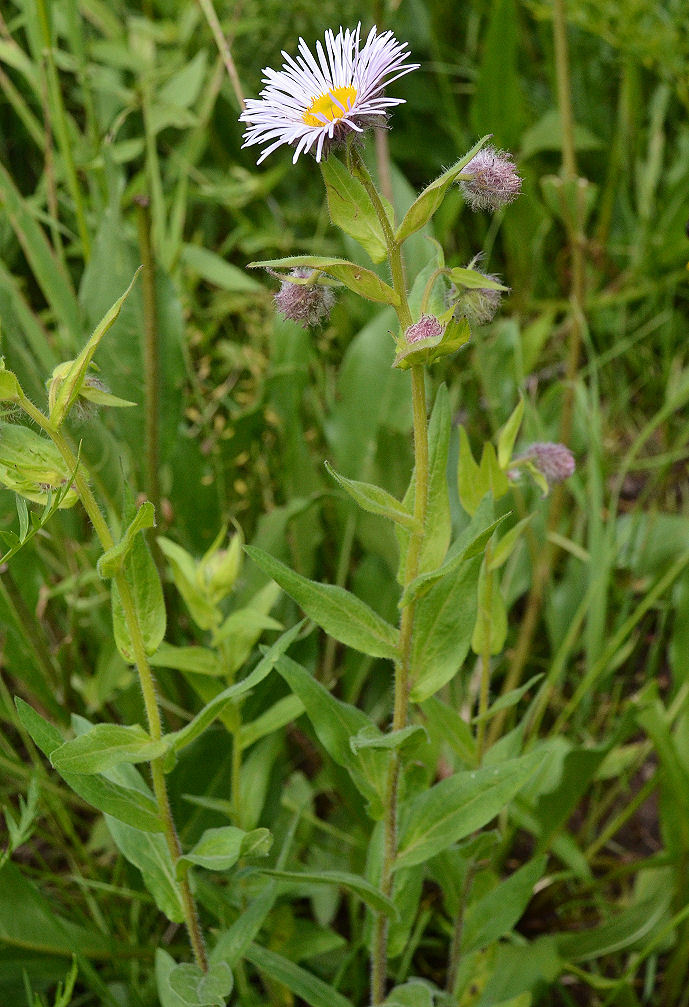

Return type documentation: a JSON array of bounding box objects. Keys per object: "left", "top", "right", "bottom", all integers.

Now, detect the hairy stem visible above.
[
  {"left": 20, "top": 395, "right": 208, "bottom": 969},
  {"left": 136, "top": 196, "right": 161, "bottom": 513},
  {"left": 347, "top": 145, "right": 428, "bottom": 1001}
]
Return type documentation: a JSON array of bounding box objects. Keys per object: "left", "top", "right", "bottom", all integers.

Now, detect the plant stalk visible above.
[
  {"left": 19, "top": 394, "right": 208, "bottom": 969},
  {"left": 351, "top": 143, "right": 429, "bottom": 1001}
]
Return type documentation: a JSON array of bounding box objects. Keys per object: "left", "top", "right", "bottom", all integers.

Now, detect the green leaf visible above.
[
  {"left": 167, "top": 961, "right": 234, "bottom": 1007},
  {"left": 248, "top": 255, "right": 399, "bottom": 306},
  {"left": 556, "top": 884, "right": 672, "bottom": 962},
  {"left": 447, "top": 266, "right": 509, "bottom": 292},
  {"left": 472, "top": 674, "right": 545, "bottom": 723},
  {"left": 325, "top": 461, "right": 418, "bottom": 530},
  {"left": 0, "top": 363, "right": 21, "bottom": 402},
  {"left": 471, "top": 563, "right": 508, "bottom": 656},
  {"left": 497, "top": 397, "right": 524, "bottom": 469},
  {"left": 461, "top": 855, "right": 547, "bottom": 953},
  {"left": 97, "top": 501, "right": 156, "bottom": 579},
  {"left": 382, "top": 980, "right": 436, "bottom": 1007},
  {"left": 149, "top": 643, "right": 223, "bottom": 677},
  {"left": 422, "top": 696, "right": 477, "bottom": 766},
  {"left": 0, "top": 863, "right": 113, "bottom": 959},
  {"left": 349, "top": 724, "right": 427, "bottom": 755},
  {"left": 181, "top": 243, "right": 262, "bottom": 293},
  {"left": 488, "top": 515, "right": 532, "bottom": 571},
  {"left": 245, "top": 546, "right": 399, "bottom": 660},
  {"left": 106, "top": 813, "right": 185, "bottom": 922},
  {"left": 480, "top": 441, "right": 510, "bottom": 500},
  {"left": 401, "top": 511, "right": 507, "bottom": 608},
  {"left": 258, "top": 868, "right": 397, "bottom": 918},
  {"left": 395, "top": 136, "right": 491, "bottom": 243},
  {"left": 0, "top": 160, "right": 82, "bottom": 349},
  {"left": 275, "top": 655, "right": 388, "bottom": 816},
  {"left": 243, "top": 944, "right": 354, "bottom": 1007},
  {"left": 0, "top": 422, "right": 81, "bottom": 508},
  {"left": 396, "top": 752, "right": 542, "bottom": 868},
  {"left": 49, "top": 269, "right": 140, "bottom": 428},
  {"left": 457, "top": 427, "right": 484, "bottom": 517},
  {"left": 166, "top": 622, "right": 303, "bottom": 754},
  {"left": 14, "top": 699, "right": 163, "bottom": 832},
  {"left": 410, "top": 553, "right": 482, "bottom": 702},
  {"left": 111, "top": 493, "right": 166, "bottom": 662},
  {"left": 158, "top": 536, "right": 218, "bottom": 631},
  {"left": 321, "top": 156, "right": 388, "bottom": 263},
  {"left": 177, "top": 826, "right": 271, "bottom": 878},
  {"left": 50, "top": 723, "right": 168, "bottom": 774}
]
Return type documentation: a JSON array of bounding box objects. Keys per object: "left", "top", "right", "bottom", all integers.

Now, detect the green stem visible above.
[
  {"left": 476, "top": 549, "right": 494, "bottom": 764},
  {"left": 346, "top": 145, "right": 428, "bottom": 1002},
  {"left": 135, "top": 197, "right": 161, "bottom": 512},
  {"left": 19, "top": 397, "right": 208, "bottom": 970}
]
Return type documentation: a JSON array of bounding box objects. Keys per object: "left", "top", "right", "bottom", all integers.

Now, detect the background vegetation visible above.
[{"left": 1, "top": 0, "right": 688, "bottom": 1004}]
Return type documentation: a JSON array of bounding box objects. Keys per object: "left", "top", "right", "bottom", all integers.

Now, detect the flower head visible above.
[
  {"left": 239, "top": 24, "right": 418, "bottom": 165},
  {"left": 405, "top": 314, "right": 444, "bottom": 344},
  {"left": 273, "top": 268, "right": 336, "bottom": 328},
  {"left": 517, "top": 442, "right": 575, "bottom": 485},
  {"left": 460, "top": 146, "right": 522, "bottom": 212}
]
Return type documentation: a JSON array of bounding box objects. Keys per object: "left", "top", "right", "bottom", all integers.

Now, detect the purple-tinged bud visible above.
[
  {"left": 519, "top": 442, "right": 575, "bottom": 485},
  {"left": 460, "top": 147, "right": 522, "bottom": 212},
  {"left": 405, "top": 314, "right": 444, "bottom": 344},
  {"left": 273, "top": 268, "right": 336, "bottom": 329}
]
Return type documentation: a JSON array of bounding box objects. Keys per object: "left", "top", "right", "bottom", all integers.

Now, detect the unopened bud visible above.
[
  {"left": 452, "top": 267, "right": 507, "bottom": 327},
  {"left": 274, "top": 268, "right": 336, "bottom": 329},
  {"left": 197, "top": 530, "right": 243, "bottom": 604},
  {"left": 460, "top": 147, "right": 522, "bottom": 212},
  {"left": 518, "top": 442, "right": 575, "bottom": 485}
]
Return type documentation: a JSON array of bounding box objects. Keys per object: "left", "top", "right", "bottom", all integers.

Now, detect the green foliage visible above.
[{"left": 0, "top": 0, "right": 687, "bottom": 1002}]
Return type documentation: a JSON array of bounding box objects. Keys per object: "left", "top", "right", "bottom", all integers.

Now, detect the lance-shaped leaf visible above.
[
  {"left": 409, "top": 552, "right": 482, "bottom": 702},
  {"left": 396, "top": 751, "right": 542, "bottom": 868},
  {"left": 166, "top": 622, "right": 303, "bottom": 754},
  {"left": 275, "top": 655, "right": 388, "bottom": 817},
  {"left": 49, "top": 269, "right": 141, "bottom": 428},
  {"left": 15, "top": 698, "right": 163, "bottom": 832},
  {"left": 257, "top": 867, "right": 397, "bottom": 918},
  {"left": 497, "top": 396, "right": 525, "bottom": 469},
  {"left": 97, "top": 501, "right": 156, "bottom": 579},
  {"left": 50, "top": 723, "right": 168, "bottom": 774},
  {"left": 176, "top": 826, "right": 271, "bottom": 879},
  {"left": 321, "top": 156, "right": 389, "bottom": 263},
  {"left": 245, "top": 546, "right": 399, "bottom": 660},
  {"left": 395, "top": 135, "right": 491, "bottom": 243},
  {"left": 447, "top": 266, "right": 509, "bottom": 292},
  {"left": 400, "top": 511, "right": 507, "bottom": 608},
  {"left": 112, "top": 491, "right": 166, "bottom": 662},
  {"left": 325, "top": 461, "right": 419, "bottom": 530},
  {"left": 244, "top": 944, "right": 355, "bottom": 1007},
  {"left": 249, "top": 255, "right": 399, "bottom": 306}
]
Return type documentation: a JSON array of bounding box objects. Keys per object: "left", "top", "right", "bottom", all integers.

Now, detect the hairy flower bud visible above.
[
  {"left": 519, "top": 442, "right": 575, "bottom": 485},
  {"left": 405, "top": 314, "right": 444, "bottom": 344},
  {"left": 274, "top": 268, "right": 336, "bottom": 329},
  {"left": 451, "top": 267, "right": 507, "bottom": 327},
  {"left": 460, "top": 147, "right": 522, "bottom": 212}
]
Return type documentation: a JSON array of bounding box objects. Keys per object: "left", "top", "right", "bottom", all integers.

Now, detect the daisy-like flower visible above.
[{"left": 239, "top": 23, "right": 419, "bottom": 165}]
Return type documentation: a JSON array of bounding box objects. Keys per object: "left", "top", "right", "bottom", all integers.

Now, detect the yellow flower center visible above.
[{"left": 302, "top": 85, "right": 357, "bottom": 127}]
